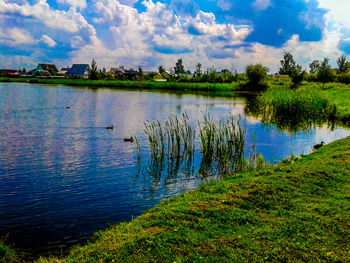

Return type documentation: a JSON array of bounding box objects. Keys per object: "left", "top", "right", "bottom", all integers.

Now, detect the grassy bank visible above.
[
  {"left": 0, "top": 78, "right": 238, "bottom": 92},
  {"left": 31, "top": 136, "right": 350, "bottom": 262}
]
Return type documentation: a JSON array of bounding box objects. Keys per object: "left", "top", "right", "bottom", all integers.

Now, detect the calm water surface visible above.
[{"left": 0, "top": 83, "right": 349, "bottom": 256}]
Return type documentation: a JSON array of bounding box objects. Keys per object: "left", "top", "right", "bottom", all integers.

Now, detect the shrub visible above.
[
  {"left": 245, "top": 64, "right": 269, "bottom": 91},
  {"left": 337, "top": 73, "right": 350, "bottom": 84}
]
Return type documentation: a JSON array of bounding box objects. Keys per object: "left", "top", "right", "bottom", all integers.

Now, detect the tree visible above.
[
  {"left": 309, "top": 60, "right": 320, "bottom": 74},
  {"left": 88, "top": 59, "right": 98, "bottom": 80},
  {"left": 22, "top": 68, "right": 26, "bottom": 73},
  {"left": 317, "top": 58, "right": 334, "bottom": 84},
  {"left": 138, "top": 66, "right": 143, "bottom": 78},
  {"left": 337, "top": 55, "right": 347, "bottom": 73},
  {"left": 245, "top": 64, "right": 269, "bottom": 91},
  {"left": 174, "top": 59, "right": 185, "bottom": 74},
  {"left": 158, "top": 65, "right": 165, "bottom": 74},
  {"left": 279, "top": 52, "right": 296, "bottom": 76},
  {"left": 194, "top": 63, "right": 202, "bottom": 77},
  {"left": 290, "top": 64, "right": 306, "bottom": 88}
]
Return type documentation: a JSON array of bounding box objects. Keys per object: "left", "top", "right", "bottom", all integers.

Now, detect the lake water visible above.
[{"left": 0, "top": 83, "right": 349, "bottom": 256}]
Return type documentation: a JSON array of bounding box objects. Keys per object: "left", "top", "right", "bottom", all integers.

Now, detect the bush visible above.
[
  {"left": 245, "top": 64, "right": 269, "bottom": 91},
  {"left": 337, "top": 73, "right": 350, "bottom": 84}
]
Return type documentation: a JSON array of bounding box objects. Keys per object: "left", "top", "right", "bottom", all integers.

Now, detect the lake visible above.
[{"left": 0, "top": 83, "right": 349, "bottom": 256}]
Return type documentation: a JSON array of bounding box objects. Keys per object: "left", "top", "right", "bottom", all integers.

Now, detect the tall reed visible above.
[{"left": 198, "top": 114, "right": 245, "bottom": 174}]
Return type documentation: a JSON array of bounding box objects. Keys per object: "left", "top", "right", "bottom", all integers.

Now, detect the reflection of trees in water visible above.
[{"left": 244, "top": 94, "right": 337, "bottom": 133}]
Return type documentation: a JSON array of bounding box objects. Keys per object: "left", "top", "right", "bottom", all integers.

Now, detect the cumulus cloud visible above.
[
  {"left": 40, "top": 34, "right": 57, "bottom": 47},
  {"left": 0, "top": 0, "right": 349, "bottom": 71},
  {"left": 56, "top": 0, "right": 87, "bottom": 9},
  {"left": 0, "top": 27, "right": 35, "bottom": 45},
  {"left": 0, "top": 0, "right": 95, "bottom": 35}
]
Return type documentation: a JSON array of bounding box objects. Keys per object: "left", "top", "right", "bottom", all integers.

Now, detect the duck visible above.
[
  {"left": 313, "top": 141, "right": 324, "bottom": 150},
  {"left": 124, "top": 137, "right": 134, "bottom": 142},
  {"left": 106, "top": 125, "right": 114, "bottom": 130},
  {"left": 65, "top": 106, "right": 70, "bottom": 109}
]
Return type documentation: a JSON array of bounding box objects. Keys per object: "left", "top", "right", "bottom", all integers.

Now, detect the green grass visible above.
[
  {"left": 0, "top": 78, "right": 238, "bottom": 92},
  {"left": 0, "top": 240, "right": 19, "bottom": 263},
  {"left": 36, "top": 136, "right": 350, "bottom": 263}
]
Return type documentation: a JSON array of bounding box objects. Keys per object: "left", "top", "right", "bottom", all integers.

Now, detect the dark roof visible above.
[
  {"left": 0, "top": 69, "right": 19, "bottom": 75},
  {"left": 38, "top": 64, "right": 58, "bottom": 72},
  {"left": 68, "top": 64, "right": 89, "bottom": 75}
]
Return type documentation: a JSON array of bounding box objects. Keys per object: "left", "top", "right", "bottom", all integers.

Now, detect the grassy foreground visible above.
[{"left": 30, "top": 137, "right": 350, "bottom": 262}]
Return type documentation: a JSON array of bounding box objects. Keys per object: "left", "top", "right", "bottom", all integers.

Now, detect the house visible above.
[
  {"left": 67, "top": 64, "right": 89, "bottom": 78},
  {"left": 144, "top": 71, "right": 167, "bottom": 81},
  {"left": 32, "top": 64, "right": 58, "bottom": 76},
  {"left": 109, "top": 67, "right": 125, "bottom": 77},
  {"left": 0, "top": 69, "right": 19, "bottom": 76},
  {"left": 34, "top": 70, "right": 52, "bottom": 78}
]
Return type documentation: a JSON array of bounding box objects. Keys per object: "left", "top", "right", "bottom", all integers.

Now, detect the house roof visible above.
[
  {"left": 0, "top": 69, "right": 19, "bottom": 75},
  {"left": 37, "top": 64, "right": 58, "bottom": 72},
  {"left": 68, "top": 64, "right": 89, "bottom": 75},
  {"left": 36, "top": 70, "right": 51, "bottom": 77}
]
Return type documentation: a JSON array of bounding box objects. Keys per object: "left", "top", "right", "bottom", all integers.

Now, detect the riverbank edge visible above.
[
  {"left": 0, "top": 78, "right": 239, "bottom": 92},
  {"left": 29, "top": 136, "right": 350, "bottom": 262}
]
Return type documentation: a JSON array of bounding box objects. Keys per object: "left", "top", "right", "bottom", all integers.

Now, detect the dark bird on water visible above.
[
  {"left": 106, "top": 125, "right": 114, "bottom": 130},
  {"left": 66, "top": 106, "right": 70, "bottom": 109},
  {"left": 124, "top": 137, "right": 134, "bottom": 142},
  {"left": 313, "top": 141, "right": 324, "bottom": 150}
]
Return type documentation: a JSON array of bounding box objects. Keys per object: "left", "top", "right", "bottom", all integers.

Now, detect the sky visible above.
[{"left": 0, "top": 0, "right": 350, "bottom": 72}]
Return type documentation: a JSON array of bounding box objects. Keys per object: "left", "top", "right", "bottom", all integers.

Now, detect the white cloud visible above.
[
  {"left": 252, "top": 0, "right": 271, "bottom": 12},
  {"left": 0, "top": 0, "right": 95, "bottom": 35},
  {"left": 57, "top": 0, "right": 87, "bottom": 9},
  {"left": 0, "top": 27, "right": 35, "bottom": 45},
  {"left": 318, "top": 0, "right": 350, "bottom": 28},
  {"left": 40, "top": 34, "right": 57, "bottom": 47}
]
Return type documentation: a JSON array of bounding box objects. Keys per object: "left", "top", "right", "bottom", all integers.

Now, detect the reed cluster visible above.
[
  {"left": 140, "top": 113, "right": 248, "bottom": 179},
  {"left": 198, "top": 115, "right": 246, "bottom": 174},
  {"left": 256, "top": 86, "right": 337, "bottom": 132}
]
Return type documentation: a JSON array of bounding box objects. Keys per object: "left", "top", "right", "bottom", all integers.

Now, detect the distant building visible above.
[
  {"left": 109, "top": 67, "right": 125, "bottom": 77},
  {"left": 144, "top": 71, "right": 167, "bottom": 81},
  {"left": 67, "top": 64, "right": 89, "bottom": 78},
  {"left": 0, "top": 69, "right": 19, "bottom": 76},
  {"left": 35, "top": 70, "right": 52, "bottom": 78},
  {"left": 32, "top": 64, "right": 58, "bottom": 76}
]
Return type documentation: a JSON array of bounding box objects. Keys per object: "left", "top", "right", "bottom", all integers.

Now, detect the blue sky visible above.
[{"left": 0, "top": 0, "right": 349, "bottom": 72}]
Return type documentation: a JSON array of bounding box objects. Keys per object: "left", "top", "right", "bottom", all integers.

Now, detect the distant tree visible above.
[
  {"left": 279, "top": 52, "right": 296, "bottom": 76},
  {"left": 174, "top": 59, "right": 185, "bottom": 74},
  {"left": 102, "top": 67, "right": 106, "bottom": 74},
  {"left": 290, "top": 64, "right": 306, "bottom": 88},
  {"left": 88, "top": 59, "right": 98, "bottom": 80},
  {"left": 194, "top": 63, "right": 202, "bottom": 77},
  {"left": 345, "top": 62, "right": 350, "bottom": 72},
  {"left": 337, "top": 55, "right": 347, "bottom": 73},
  {"left": 158, "top": 65, "right": 165, "bottom": 74},
  {"left": 186, "top": 70, "right": 191, "bottom": 74},
  {"left": 245, "top": 64, "right": 269, "bottom": 91},
  {"left": 138, "top": 66, "right": 143, "bottom": 78},
  {"left": 309, "top": 60, "right": 320, "bottom": 74},
  {"left": 22, "top": 68, "right": 26, "bottom": 73},
  {"left": 317, "top": 58, "right": 334, "bottom": 84}
]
